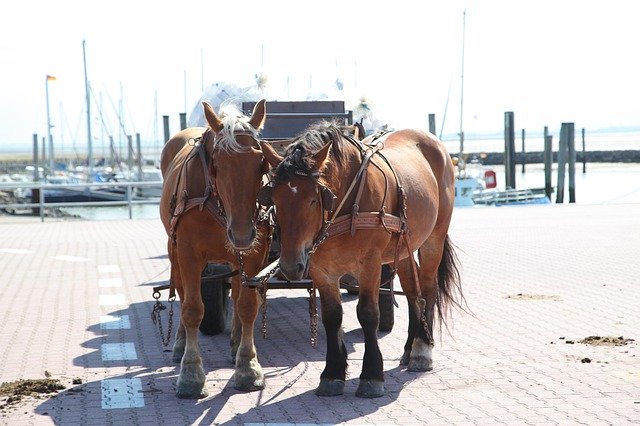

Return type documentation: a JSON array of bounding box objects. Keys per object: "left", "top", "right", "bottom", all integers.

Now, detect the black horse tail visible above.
[{"left": 435, "top": 234, "right": 467, "bottom": 330}]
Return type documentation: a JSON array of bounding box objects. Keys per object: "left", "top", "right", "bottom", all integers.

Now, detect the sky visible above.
[{"left": 1, "top": 0, "right": 639, "bottom": 157}]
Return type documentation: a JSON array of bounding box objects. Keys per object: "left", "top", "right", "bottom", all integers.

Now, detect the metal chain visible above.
[
  {"left": 259, "top": 282, "right": 268, "bottom": 338},
  {"left": 237, "top": 251, "right": 248, "bottom": 284},
  {"left": 151, "top": 290, "right": 175, "bottom": 347},
  {"left": 307, "top": 286, "right": 318, "bottom": 347}
]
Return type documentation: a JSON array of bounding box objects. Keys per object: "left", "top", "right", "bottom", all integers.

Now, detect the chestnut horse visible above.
[
  {"left": 260, "top": 122, "right": 463, "bottom": 398},
  {"left": 159, "top": 100, "right": 271, "bottom": 398}
]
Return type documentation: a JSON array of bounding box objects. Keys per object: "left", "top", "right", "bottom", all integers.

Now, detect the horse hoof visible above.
[
  {"left": 408, "top": 356, "right": 433, "bottom": 372},
  {"left": 176, "top": 383, "right": 208, "bottom": 399},
  {"left": 355, "top": 379, "right": 385, "bottom": 398},
  {"left": 315, "top": 379, "right": 345, "bottom": 396},
  {"left": 234, "top": 373, "right": 265, "bottom": 392},
  {"left": 399, "top": 350, "right": 410, "bottom": 366}
]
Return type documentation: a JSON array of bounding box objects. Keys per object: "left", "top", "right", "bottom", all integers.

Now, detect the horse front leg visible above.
[
  {"left": 355, "top": 270, "right": 385, "bottom": 398},
  {"left": 175, "top": 257, "right": 208, "bottom": 399},
  {"left": 168, "top": 243, "right": 187, "bottom": 363},
  {"left": 231, "top": 279, "right": 264, "bottom": 391},
  {"left": 315, "top": 282, "right": 347, "bottom": 396}
]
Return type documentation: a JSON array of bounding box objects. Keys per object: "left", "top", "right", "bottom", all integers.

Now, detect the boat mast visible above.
[
  {"left": 83, "top": 39, "right": 93, "bottom": 181},
  {"left": 458, "top": 10, "right": 466, "bottom": 168}
]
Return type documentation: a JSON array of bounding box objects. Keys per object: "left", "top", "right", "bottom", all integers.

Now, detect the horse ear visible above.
[
  {"left": 203, "top": 101, "right": 223, "bottom": 133},
  {"left": 261, "top": 141, "right": 283, "bottom": 169},
  {"left": 311, "top": 142, "right": 332, "bottom": 172},
  {"left": 352, "top": 124, "right": 361, "bottom": 141},
  {"left": 249, "top": 99, "right": 267, "bottom": 130},
  {"left": 354, "top": 122, "right": 366, "bottom": 141}
]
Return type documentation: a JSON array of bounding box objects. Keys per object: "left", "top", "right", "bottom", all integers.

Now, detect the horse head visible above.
[
  {"left": 261, "top": 133, "right": 336, "bottom": 281},
  {"left": 203, "top": 99, "right": 268, "bottom": 251}
]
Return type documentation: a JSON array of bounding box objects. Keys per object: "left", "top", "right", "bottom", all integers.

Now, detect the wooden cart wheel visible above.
[{"left": 199, "top": 263, "right": 231, "bottom": 335}]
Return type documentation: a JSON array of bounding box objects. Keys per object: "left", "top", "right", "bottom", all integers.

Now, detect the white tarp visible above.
[{"left": 188, "top": 73, "right": 387, "bottom": 136}]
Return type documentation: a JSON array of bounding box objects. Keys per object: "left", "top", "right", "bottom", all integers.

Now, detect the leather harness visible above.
[
  {"left": 306, "top": 131, "right": 423, "bottom": 307},
  {"left": 169, "top": 129, "right": 226, "bottom": 241}
]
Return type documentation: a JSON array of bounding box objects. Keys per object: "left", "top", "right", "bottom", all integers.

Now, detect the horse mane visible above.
[
  {"left": 273, "top": 120, "right": 351, "bottom": 182},
  {"left": 213, "top": 103, "right": 260, "bottom": 153}
]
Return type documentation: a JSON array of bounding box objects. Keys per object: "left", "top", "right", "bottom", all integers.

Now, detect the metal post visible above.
[
  {"left": 32, "top": 134, "right": 40, "bottom": 216},
  {"left": 45, "top": 75, "right": 55, "bottom": 170},
  {"left": 136, "top": 133, "right": 143, "bottom": 181},
  {"left": 179, "top": 113, "right": 187, "bottom": 130},
  {"left": 83, "top": 40, "right": 93, "bottom": 181},
  {"left": 32, "top": 134, "right": 39, "bottom": 182},
  {"left": 459, "top": 10, "right": 466, "bottom": 164},
  {"left": 127, "top": 135, "right": 134, "bottom": 179}
]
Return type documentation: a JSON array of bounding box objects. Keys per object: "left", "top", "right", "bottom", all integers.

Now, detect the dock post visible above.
[
  {"left": 543, "top": 126, "right": 553, "bottom": 201},
  {"left": 581, "top": 128, "right": 586, "bottom": 173},
  {"left": 556, "top": 123, "right": 569, "bottom": 203},
  {"left": 567, "top": 123, "right": 576, "bottom": 203},
  {"left": 521, "top": 128, "right": 526, "bottom": 173},
  {"left": 163, "top": 115, "right": 170, "bottom": 143},
  {"left": 428, "top": 114, "right": 436, "bottom": 135},
  {"left": 504, "top": 112, "right": 516, "bottom": 189}
]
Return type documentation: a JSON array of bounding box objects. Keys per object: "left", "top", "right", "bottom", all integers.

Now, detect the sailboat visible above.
[
  {"left": 452, "top": 10, "right": 488, "bottom": 207},
  {"left": 450, "top": 12, "right": 548, "bottom": 207}
]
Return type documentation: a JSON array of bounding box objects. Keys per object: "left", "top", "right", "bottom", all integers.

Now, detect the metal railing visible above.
[{"left": 0, "top": 180, "right": 162, "bottom": 222}]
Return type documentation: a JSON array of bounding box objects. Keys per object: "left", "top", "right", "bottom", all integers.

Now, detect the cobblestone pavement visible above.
[{"left": 0, "top": 203, "right": 638, "bottom": 425}]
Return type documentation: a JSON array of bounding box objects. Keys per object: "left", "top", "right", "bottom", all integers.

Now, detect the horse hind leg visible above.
[
  {"left": 397, "top": 239, "right": 443, "bottom": 372},
  {"left": 396, "top": 256, "right": 431, "bottom": 370},
  {"left": 404, "top": 233, "right": 462, "bottom": 372}
]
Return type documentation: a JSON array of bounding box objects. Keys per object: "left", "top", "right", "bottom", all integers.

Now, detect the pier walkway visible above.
[{"left": 0, "top": 203, "right": 639, "bottom": 425}]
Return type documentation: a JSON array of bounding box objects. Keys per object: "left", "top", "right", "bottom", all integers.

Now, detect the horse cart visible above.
[{"left": 190, "top": 100, "right": 396, "bottom": 337}]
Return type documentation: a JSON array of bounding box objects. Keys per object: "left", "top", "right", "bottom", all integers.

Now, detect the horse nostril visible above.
[{"left": 296, "top": 263, "right": 305, "bottom": 276}]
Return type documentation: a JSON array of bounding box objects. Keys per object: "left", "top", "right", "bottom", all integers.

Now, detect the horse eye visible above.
[{"left": 310, "top": 198, "right": 318, "bottom": 207}]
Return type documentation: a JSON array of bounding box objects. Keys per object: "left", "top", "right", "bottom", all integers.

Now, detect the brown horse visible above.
[
  {"left": 159, "top": 100, "right": 271, "bottom": 398},
  {"left": 260, "top": 122, "right": 463, "bottom": 398}
]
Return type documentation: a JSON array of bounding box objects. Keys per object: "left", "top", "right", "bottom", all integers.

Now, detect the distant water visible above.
[
  {"left": 2, "top": 130, "right": 639, "bottom": 161},
  {"left": 55, "top": 162, "right": 640, "bottom": 221},
  {"left": 61, "top": 204, "right": 161, "bottom": 220},
  {"left": 441, "top": 130, "right": 640, "bottom": 155},
  {"left": 476, "top": 162, "right": 640, "bottom": 205}
]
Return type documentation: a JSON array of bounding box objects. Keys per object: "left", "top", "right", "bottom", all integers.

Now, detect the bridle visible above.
[{"left": 258, "top": 164, "right": 337, "bottom": 255}]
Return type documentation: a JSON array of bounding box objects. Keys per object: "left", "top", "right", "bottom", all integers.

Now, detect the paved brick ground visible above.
[{"left": 0, "top": 203, "right": 639, "bottom": 425}]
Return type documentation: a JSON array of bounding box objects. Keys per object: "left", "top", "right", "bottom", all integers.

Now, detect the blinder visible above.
[
  {"left": 257, "top": 182, "right": 336, "bottom": 213},
  {"left": 257, "top": 185, "right": 273, "bottom": 207},
  {"left": 320, "top": 186, "right": 336, "bottom": 212}
]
